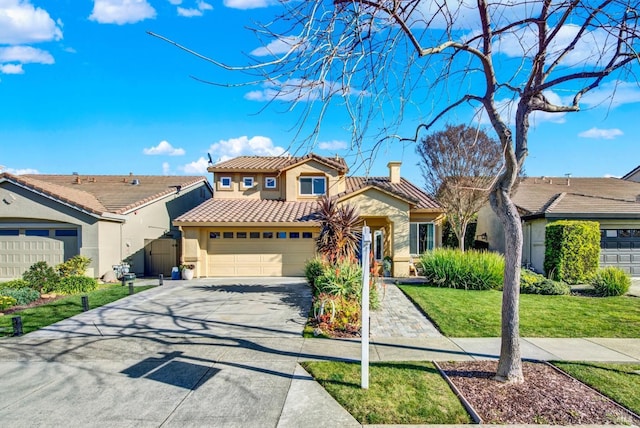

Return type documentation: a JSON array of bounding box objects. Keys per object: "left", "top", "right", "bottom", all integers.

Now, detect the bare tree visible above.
[
  {"left": 151, "top": 1, "right": 640, "bottom": 382},
  {"left": 417, "top": 124, "right": 503, "bottom": 251}
]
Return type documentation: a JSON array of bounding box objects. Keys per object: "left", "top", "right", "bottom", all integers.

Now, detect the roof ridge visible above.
[{"left": 540, "top": 192, "right": 565, "bottom": 214}]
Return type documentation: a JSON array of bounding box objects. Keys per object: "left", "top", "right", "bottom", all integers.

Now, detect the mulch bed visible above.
[
  {"left": 0, "top": 295, "right": 66, "bottom": 316},
  {"left": 438, "top": 360, "right": 640, "bottom": 425}
]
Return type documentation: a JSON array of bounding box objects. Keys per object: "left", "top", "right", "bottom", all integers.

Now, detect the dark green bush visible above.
[
  {"left": 304, "top": 257, "right": 325, "bottom": 292},
  {"left": 544, "top": 220, "right": 600, "bottom": 284},
  {"left": 418, "top": 248, "right": 504, "bottom": 290},
  {"left": 0, "top": 287, "right": 40, "bottom": 305},
  {"left": 520, "top": 269, "right": 570, "bottom": 295},
  {"left": 0, "top": 295, "right": 18, "bottom": 310},
  {"left": 0, "top": 279, "right": 31, "bottom": 289},
  {"left": 56, "top": 255, "right": 92, "bottom": 278},
  {"left": 591, "top": 267, "right": 631, "bottom": 297},
  {"left": 45, "top": 276, "right": 98, "bottom": 295},
  {"left": 23, "top": 261, "right": 60, "bottom": 293}
]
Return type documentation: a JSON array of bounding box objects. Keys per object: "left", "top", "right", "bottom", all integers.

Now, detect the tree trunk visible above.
[
  {"left": 490, "top": 186, "right": 524, "bottom": 383},
  {"left": 457, "top": 221, "right": 467, "bottom": 252}
]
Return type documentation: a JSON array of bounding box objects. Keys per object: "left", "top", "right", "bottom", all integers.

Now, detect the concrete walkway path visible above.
[{"left": 0, "top": 277, "right": 639, "bottom": 428}]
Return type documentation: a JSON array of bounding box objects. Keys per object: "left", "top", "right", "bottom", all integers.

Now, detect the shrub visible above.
[
  {"left": 0, "top": 295, "right": 18, "bottom": 310},
  {"left": 45, "top": 276, "right": 98, "bottom": 295},
  {"left": 313, "top": 293, "right": 361, "bottom": 334},
  {"left": 0, "top": 287, "right": 40, "bottom": 305},
  {"left": 0, "top": 279, "right": 31, "bottom": 289},
  {"left": 23, "top": 261, "right": 60, "bottom": 293},
  {"left": 56, "top": 255, "right": 92, "bottom": 278},
  {"left": 520, "top": 269, "right": 570, "bottom": 295},
  {"left": 591, "top": 267, "right": 631, "bottom": 297},
  {"left": 544, "top": 220, "right": 600, "bottom": 284},
  {"left": 315, "top": 258, "right": 363, "bottom": 299},
  {"left": 304, "top": 257, "right": 326, "bottom": 292},
  {"left": 418, "top": 248, "right": 504, "bottom": 290}
]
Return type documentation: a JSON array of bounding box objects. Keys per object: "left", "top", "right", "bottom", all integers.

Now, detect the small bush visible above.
[
  {"left": 520, "top": 269, "right": 570, "bottom": 295},
  {"left": 0, "top": 287, "right": 40, "bottom": 305},
  {"left": 0, "top": 279, "right": 31, "bottom": 289},
  {"left": 56, "top": 255, "right": 92, "bottom": 278},
  {"left": 315, "top": 259, "right": 363, "bottom": 299},
  {"left": 45, "top": 276, "right": 98, "bottom": 295},
  {"left": 591, "top": 267, "right": 631, "bottom": 297},
  {"left": 418, "top": 248, "right": 504, "bottom": 290},
  {"left": 23, "top": 261, "right": 60, "bottom": 293},
  {"left": 304, "top": 257, "right": 326, "bottom": 292},
  {"left": 0, "top": 295, "right": 18, "bottom": 310}
]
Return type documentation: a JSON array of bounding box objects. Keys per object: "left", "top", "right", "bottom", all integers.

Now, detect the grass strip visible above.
[
  {"left": 400, "top": 285, "right": 640, "bottom": 337},
  {"left": 301, "top": 360, "right": 471, "bottom": 424},
  {"left": 553, "top": 362, "right": 640, "bottom": 416},
  {"left": 0, "top": 285, "right": 155, "bottom": 337}
]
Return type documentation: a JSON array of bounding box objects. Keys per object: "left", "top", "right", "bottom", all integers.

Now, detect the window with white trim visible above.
[
  {"left": 220, "top": 176, "right": 232, "bottom": 189},
  {"left": 242, "top": 177, "right": 255, "bottom": 188},
  {"left": 299, "top": 176, "right": 326, "bottom": 196},
  {"left": 410, "top": 223, "right": 435, "bottom": 255},
  {"left": 265, "top": 177, "right": 277, "bottom": 189}
]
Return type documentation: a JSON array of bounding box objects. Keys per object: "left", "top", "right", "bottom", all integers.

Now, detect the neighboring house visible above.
[
  {"left": 623, "top": 165, "right": 640, "bottom": 182},
  {"left": 476, "top": 176, "right": 640, "bottom": 275},
  {"left": 174, "top": 154, "right": 444, "bottom": 277},
  {"left": 0, "top": 173, "right": 212, "bottom": 279}
]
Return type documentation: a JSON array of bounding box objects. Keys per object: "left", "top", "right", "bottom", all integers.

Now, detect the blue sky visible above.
[{"left": 0, "top": 0, "right": 638, "bottom": 186}]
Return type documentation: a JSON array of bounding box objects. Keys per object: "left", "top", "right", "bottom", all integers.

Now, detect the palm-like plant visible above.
[{"left": 316, "top": 196, "right": 361, "bottom": 263}]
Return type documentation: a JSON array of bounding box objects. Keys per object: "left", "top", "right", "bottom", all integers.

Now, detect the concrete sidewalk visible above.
[{"left": 0, "top": 278, "right": 639, "bottom": 428}]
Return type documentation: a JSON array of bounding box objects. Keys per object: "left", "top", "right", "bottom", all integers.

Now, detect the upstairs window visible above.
[
  {"left": 299, "top": 176, "right": 326, "bottom": 196},
  {"left": 220, "top": 177, "right": 232, "bottom": 189},
  {"left": 242, "top": 177, "right": 255, "bottom": 188},
  {"left": 264, "top": 177, "right": 277, "bottom": 189}
]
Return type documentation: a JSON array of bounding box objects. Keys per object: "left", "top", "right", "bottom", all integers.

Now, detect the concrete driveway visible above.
[{"left": 0, "top": 278, "right": 359, "bottom": 428}]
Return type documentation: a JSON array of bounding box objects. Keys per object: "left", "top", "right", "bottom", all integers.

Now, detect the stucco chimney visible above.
[{"left": 388, "top": 161, "right": 401, "bottom": 184}]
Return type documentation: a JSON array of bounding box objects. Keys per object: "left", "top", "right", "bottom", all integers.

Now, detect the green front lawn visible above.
[
  {"left": 400, "top": 285, "right": 640, "bottom": 337},
  {"left": 0, "top": 285, "right": 155, "bottom": 337},
  {"left": 301, "top": 360, "right": 471, "bottom": 424},
  {"left": 553, "top": 362, "right": 640, "bottom": 415}
]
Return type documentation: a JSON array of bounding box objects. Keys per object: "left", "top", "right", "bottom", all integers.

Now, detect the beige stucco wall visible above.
[
  {"left": 213, "top": 172, "right": 283, "bottom": 200},
  {"left": 476, "top": 204, "right": 505, "bottom": 254},
  {"left": 284, "top": 161, "right": 345, "bottom": 201}
]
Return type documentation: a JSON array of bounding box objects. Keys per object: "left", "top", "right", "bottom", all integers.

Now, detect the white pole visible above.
[{"left": 361, "top": 225, "right": 371, "bottom": 389}]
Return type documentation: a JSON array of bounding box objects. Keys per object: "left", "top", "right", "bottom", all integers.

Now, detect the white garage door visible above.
[
  {"left": 600, "top": 228, "right": 640, "bottom": 276},
  {"left": 0, "top": 228, "right": 79, "bottom": 278},
  {"left": 207, "top": 228, "right": 316, "bottom": 277}
]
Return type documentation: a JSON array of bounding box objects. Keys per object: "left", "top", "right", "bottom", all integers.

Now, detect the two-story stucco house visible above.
[{"left": 174, "top": 153, "right": 444, "bottom": 277}]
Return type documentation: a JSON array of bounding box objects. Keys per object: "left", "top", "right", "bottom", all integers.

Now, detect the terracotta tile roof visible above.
[
  {"left": 175, "top": 199, "right": 321, "bottom": 224},
  {"left": 344, "top": 177, "right": 441, "bottom": 210},
  {"left": 1, "top": 173, "right": 209, "bottom": 216},
  {"left": 210, "top": 153, "right": 348, "bottom": 174},
  {"left": 514, "top": 177, "right": 640, "bottom": 217}
]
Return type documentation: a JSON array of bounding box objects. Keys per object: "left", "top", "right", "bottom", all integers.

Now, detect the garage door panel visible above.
[{"left": 207, "top": 230, "right": 315, "bottom": 277}]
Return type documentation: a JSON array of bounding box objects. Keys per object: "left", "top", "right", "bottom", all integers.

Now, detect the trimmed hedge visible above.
[
  {"left": 544, "top": 220, "right": 600, "bottom": 284},
  {"left": 418, "top": 248, "right": 504, "bottom": 290}
]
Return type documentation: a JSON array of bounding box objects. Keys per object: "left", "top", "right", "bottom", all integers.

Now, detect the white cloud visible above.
[
  {"left": 143, "top": 140, "right": 186, "bottom": 156},
  {"left": 0, "top": 46, "right": 54, "bottom": 64},
  {"left": 208, "top": 135, "right": 287, "bottom": 163},
  {"left": 180, "top": 157, "right": 209, "bottom": 174},
  {"left": 89, "top": 0, "right": 156, "bottom": 25},
  {"left": 578, "top": 127, "right": 623, "bottom": 140},
  {"left": 0, "top": 63, "right": 24, "bottom": 74},
  {"left": 6, "top": 167, "right": 39, "bottom": 175},
  {"left": 162, "top": 162, "right": 171, "bottom": 175},
  {"left": 176, "top": 1, "right": 212, "bottom": 17},
  {"left": 0, "top": 0, "right": 63, "bottom": 44},
  {"left": 250, "top": 36, "right": 300, "bottom": 57},
  {"left": 167, "top": 0, "right": 182, "bottom": 4},
  {"left": 245, "top": 78, "right": 367, "bottom": 103},
  {"left": 581, "top": 80, "right": 640, "bottom": 109},
  {"left": 223, "top": 0, "right": 277, "bottom": 9},
  {"left": 318, "top": 140, "right": 348, "bottom": 151}
]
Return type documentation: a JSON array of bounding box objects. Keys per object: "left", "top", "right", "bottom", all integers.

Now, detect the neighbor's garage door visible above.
[
  {"left": 0, "top": 228, "right": 79, "bottom": 278},
  {"left": 207, "top": 228, "right": 316, "bottom": 276},
  {"left": 600, "top": 228, "right": 640, "bottom": 276}
]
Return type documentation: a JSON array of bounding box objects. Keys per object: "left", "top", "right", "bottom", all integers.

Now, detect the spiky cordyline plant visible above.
[{"left": 316, "top": 196, "right": 362, "bottom": 264}]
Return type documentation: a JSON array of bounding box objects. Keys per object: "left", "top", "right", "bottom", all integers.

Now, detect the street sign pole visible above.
[{"left": 361, "top": 225, "right": 371, "bottom": 389}]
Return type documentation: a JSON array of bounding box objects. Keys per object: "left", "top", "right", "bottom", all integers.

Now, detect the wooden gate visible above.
[{"left": 144, "top": 238, "right": 178, "bottom": 277}]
